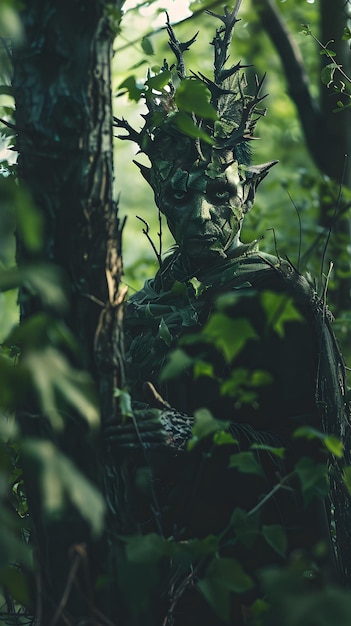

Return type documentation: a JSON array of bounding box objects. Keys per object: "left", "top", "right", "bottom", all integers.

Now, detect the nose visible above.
[{"left": 192, "top": 195, "right": 212, "bottom": 222}]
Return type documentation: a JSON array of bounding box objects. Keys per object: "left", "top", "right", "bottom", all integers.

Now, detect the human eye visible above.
[
  {"left": 208, "top": 186, "right": 230, "bottom": 202},
  {"left": 169, "top": 189, "right": 189, "bottom": 205},
  {"left": 214, "top": 190, "right": 230, "bottom": 201}
]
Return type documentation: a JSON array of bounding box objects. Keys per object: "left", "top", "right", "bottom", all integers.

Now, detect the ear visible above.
[
  {"left": 241, "top": 160, "right": 278, "bottom": 213},
  {"left": 133, "top": 160, "right": 152, "bottom": 184}
]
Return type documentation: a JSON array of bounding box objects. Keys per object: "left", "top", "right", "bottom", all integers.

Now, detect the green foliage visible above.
[
  {"left": 174, "top": 78, "right": 217, "bottom": 120},
  {"left": 22, "top": 439, "right": 105, "bottom": 536},
  {"left": 261, "top": 291, "right": 302, "bottom": 338},
  {"left": 228, "top": 451, "right": 265, "bottom": 477},
  {"left": 187, "top": 407, "right": 229, "bottom": 449},
  {"left": 202, "top": 313, "right": 258, "bottom": 362},
  {"left": 198, "top": 557, "right": 254, "bottom": 621},
  {"left": 295, "top": 457, "right": 329, "bottom": 504},
  {"left": 294, "top": 425, "right": 344, "bottom": 458}
]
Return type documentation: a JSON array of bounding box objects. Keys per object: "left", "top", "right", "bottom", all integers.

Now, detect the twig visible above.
[
  {"left": 136, "top": 215, "right": 162, "bottom": 269},
  {"left": 48, "top": 548, "right": 83, "bottom": 626},
  {"left": 247, "top": 473, "right": 295, "bottom": 517}
]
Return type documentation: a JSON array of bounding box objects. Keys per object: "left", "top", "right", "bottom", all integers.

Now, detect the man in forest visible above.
[{"left": 109, "top": 8, "right": 351, "bottom": 625}]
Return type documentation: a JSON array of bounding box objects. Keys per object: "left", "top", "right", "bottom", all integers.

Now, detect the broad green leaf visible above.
[
  {"left": 229, "top": 452, "right": 264, "bottom": 477},
  {"left": 294, "top": 426, "right": 343, "bottom": 458},
  {"left": 24, "top": 347, "right": 100, "bottom": 431},
  {"left": 193, "top": 360, "right": 215, "bottom": 380},
  {"left": 324, "top": 435, "right": 343, "bottom": 458},
  {"left": 295, "top": 457, "right": 329, "bottom": 504},
  {"left": 125, "top": 533, "right": 166, "bottom": 563},
  {"left": 160, "top": 348, "right": 194, "bottom": 381},
  {"left": 250, "top": 443, "right": 285, "bottom": 459},
  {"left": 188, "top": 408, "right": 228, "bottom": 450},
  {"left": 321, "top": 63, "right": 338, "bottom": 87},
  {"left": 175, "top": 79, "right": 217, "bottom": 120},
  {"left": 262, "top": 524, "right": 287, "bottom": 557},
  {"left": 118, "top": 75, "right": 143, "bottom": 101},
  {"left": 141, "top": 36, "right": 154, "bottom": 56},
  {"left": 293, "top": 425, "right": 323, "bottom": 440},
  {"left": 168, "top": 535, "right": 218, "bottom": 566},
  {"left": 0, "top": 264, "right": 68, "bottom": 312},
  {"left": 213, "top": 430, "right": 238, "bottom": 446},
  {"left": 198, "top": 557, "right": 254, "bottom": 620},
  {"left": 231, "top": 507, "right": 260, "bottom": 548},
  {"left": 198, "top": 578, "right": 230, "bottom": 621},
  {"left": 191, "top": 408, "right": 226, "bottom": 440},
  {"left": 171, "top": 111, "right": 214, "bottom": 145},
  {"left": 22, "top": 439, "right": 105, "bottom": 536},
  {"left": 206, "top": 557, "right": 254, "bottom": 593},
  {"left": 145, "top": 70, "right": 171, "bottom": 92},
  {"left": 261, "top": 292, "right": 302, "bottom": 337},
  {"left": 203, "top": 314, "right": 258, "bottom": 362}
]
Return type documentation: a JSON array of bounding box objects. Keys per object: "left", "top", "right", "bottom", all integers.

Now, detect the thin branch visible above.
[{"left": 136, "top": 215, "right": 162, "bottom": 269}]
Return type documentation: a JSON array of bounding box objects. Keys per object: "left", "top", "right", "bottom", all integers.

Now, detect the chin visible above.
[{"left": 185, "top": 245, "right": 227, "bottom": 265}]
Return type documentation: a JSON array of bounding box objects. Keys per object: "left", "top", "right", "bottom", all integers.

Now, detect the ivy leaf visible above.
[
  {"left": 250, "top": 443, "right": 285, "bottom": 459},
  {"left": 231, "top": 507, "right": 260, "bottom": 548},
  {"left": 198, "top": 557, "right": 254, "bottom": 621},
  {"left": 213, "top": 431, "right": 238, "bottom": 446},
  {"left": 295, "top": 457, "right": 329, "bottom": 504},
  {"left": 294, "top": 426, "right": 343, "bottom": 458},
  {"left": 117, "top": 75, "right": 143, "bottom": 101},
  {"left": 228, "top": 452, "right": 264, "bottom": 477},
  {"left": 146, "top": 70, "right": 171, "bottom": 92},
  {"left": 203, "top": 314, "right": 258, "bottom": 362},
  {"left": 188, "top": 408, "right": 228, "bottom": 449},
  {"left": 192, "top": 408, "right": 225, "bottom": 439},
  {"left": 321, "top": 63, "right": 338, "bottom": 87},
  {"left": 262, "top": 524, "right": 287, "bottom": 557},
  {"left": 175, "top": 78, "right": 217, "bottom": 120},
  {"left": 124, "top": 533, "right": 166, "bottom": 563},
  {"left": 160, "top": 348, "right": 194, "bottom": 381},
  {"left": 261, "top": 292, "right": 302, "bottom": 337},
  {"left": 141, "top": 36, "right": 154, "bottom": 56},
  {"left": 171, "top": 111, "right": 214, "bottom": 145},
  {"left": 193, "top": 360, "right": 215, "bottom": 380}
]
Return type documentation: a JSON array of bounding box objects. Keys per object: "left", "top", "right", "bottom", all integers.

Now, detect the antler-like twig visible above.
[
  {"left": 112, "top": 116, "right": 141, "bottom": 144},
  {"left": 165, "top": 12, "right": 198, "bottom": 78},
  {"left": 207, "top": 1, "right": 244, "bottom": 84}
]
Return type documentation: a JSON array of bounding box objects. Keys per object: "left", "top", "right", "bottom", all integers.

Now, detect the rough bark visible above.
[{"left": 12, "top": 1, "right": 125, "bottom": 622}]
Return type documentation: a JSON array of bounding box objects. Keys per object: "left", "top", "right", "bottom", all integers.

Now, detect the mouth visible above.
[{"left": 183, "top": 235, "right": 220, "bottom": 257}]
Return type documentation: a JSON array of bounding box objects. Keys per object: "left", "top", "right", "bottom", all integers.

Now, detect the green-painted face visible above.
[{"left": 157, "top": 163, "right": 247, "bottom": 264}]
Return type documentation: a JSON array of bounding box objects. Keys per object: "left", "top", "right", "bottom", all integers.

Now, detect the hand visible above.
[{"left": 104, "top": 382, "right": 194, "bottom": 452}]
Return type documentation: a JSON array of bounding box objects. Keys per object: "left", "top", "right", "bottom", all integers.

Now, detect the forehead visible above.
[{"left": 166, "top": 161, "right": 241, "bottom": 193}]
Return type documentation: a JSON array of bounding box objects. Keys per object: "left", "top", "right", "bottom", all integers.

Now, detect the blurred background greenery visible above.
[{"left": 112, "top": 0, "right": 327, "bottom": 289}]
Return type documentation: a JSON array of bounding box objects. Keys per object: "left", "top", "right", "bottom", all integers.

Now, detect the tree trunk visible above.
[
  {"left": 13, "top": 1, "right": 125, "bottom": 622},
  {"left": 251, "top": 0, "right": 351, "bottom": 310}
]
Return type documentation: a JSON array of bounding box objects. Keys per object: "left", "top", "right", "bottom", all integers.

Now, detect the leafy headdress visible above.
[{"left": 114, "top": 2, "right": 277, "bottom": 217}]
